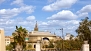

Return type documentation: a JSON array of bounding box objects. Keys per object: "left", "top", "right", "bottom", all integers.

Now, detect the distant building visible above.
[
  {"left": 5, "top": 36, "right": 13, "bottom": 46},
  {"left": 26, "top": 21, "right": 62, "bottom": 49},
  {"left": 5, "top": 36, "right": 11, "bottom": 45},
  {"left": 64, "top": 33, "right": 71, "bottom": 40}
]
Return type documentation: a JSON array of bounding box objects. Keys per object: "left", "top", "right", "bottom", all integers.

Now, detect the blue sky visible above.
[{"left": 0, "top": 0, "right": 91, "bottom": 37}]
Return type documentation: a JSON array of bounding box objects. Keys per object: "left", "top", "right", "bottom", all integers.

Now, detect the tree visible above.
[
  {"left": 48, "top": 40, "right": 54, "bottom": 48},
  {"left": 12, "top": 26, "right": 28, "bottom": 51},
  {"left": 76, "top": 17, "right": 91, "bottom": 47},
  {"left": 70, "top": 34, "right": 74, "bottom": 40},
  {"left": 6, "top": 44, "right": 13, "bottom": 51},
  {"left": 55, "top": 40, "right": 62, "bottom": 49}
]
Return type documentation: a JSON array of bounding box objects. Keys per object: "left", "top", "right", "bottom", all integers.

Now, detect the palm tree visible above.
[{"left": 12, "top": 26, "right": 28, "bottom": 51}]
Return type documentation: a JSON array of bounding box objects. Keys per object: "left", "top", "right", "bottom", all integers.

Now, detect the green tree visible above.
[
  {"left": 70, "top": 34, "right": 74, "bottom": 40},
  {"left": 48, "top": 40, "right": 54, "bottom": 48},
  {"left": 12, "top": 26, "right": 28, "bottom": 50},
  {"left": 6, "top": 44, "right": 13, "bottom": 50},
  {"left": 55, "top": 40, "right": 62, "bottom": 49},
  {"left": 76, "top": 17, "right": 91, "bottom": 47}
]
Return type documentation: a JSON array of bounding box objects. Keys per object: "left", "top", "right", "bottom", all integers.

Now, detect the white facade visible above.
[
  {"left": 64, "top": 33, "right": 75, "bottom": 40},
  {"left": 64, "top": 33, "right": 71, "bottom": 40}
]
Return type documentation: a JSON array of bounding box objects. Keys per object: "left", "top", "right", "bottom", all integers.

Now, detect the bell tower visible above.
[{"left": 34, "top": 21, "right": 38, "bottom": 31}]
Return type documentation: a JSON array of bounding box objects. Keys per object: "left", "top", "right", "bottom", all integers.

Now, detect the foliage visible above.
[
  {"left": 12, "top": 26, "right": 28, "bottom": 49},
  {"left": 55, "top": 40, "right": 62, "bottom": 49},
  {"left": 48, "top": 40, "right": 54, "bottom": 48},
  {"left": 28, "top": 44, "right": 32, "bottom": 48},
  {"left": 76, "top": 17, "right": 91, "bottom": 47},
  {"left": 55, "top": 39, "right": 83, "bottom": 50},
  {"left": 69, "top": 34, "right": 74, "bottom": 40},
  {"left": 6, "top": 44, "right": 13, "bottom": 50},
  {"left": 42, "top": 40, "right": 54, "bottom": 48}
]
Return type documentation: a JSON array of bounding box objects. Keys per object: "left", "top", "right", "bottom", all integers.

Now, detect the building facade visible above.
[
  {"left": 5, "top": 36, "right": 11, "bottom": 46},
  {"left": 26, "top": 22, "right": 62, "bottom": 49},
  {"left": 5, "top": 36, "right": 13, "bottom": 46}
]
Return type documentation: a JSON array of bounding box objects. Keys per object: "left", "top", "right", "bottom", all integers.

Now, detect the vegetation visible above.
[
  {"left": 6, "top": 44, "right": 13, "bottom": 50},
  {"left": 42, "top": 40, "right": 54, "bottom": 48},
  {"left": 76, "top": 17, "right": 91, "bottom": 47},
  {"left": 12, "top": 26, "right": 28, "bottom": 50},
  {"left": 47, "top": 40, "right": 54, "bottom": 48},
  {"left": 55, "top": 39, "right": 83, "bottom": 50}
]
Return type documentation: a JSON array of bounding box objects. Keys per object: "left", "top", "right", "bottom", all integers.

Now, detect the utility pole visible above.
[{"left": 57, "top": 28, "right": 64, "bottom": 51}]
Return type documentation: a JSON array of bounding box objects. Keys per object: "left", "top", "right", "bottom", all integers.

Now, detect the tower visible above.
[
  {"left": 0, "top": 29, "right": 5, "bottom": 51},
  {"left": 34, "top": 21, "right": 38, "bottom": 31}
]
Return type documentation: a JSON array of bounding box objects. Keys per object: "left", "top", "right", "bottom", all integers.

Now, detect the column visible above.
[
  {"left": 0, "top": 29, "right": 6, "bottom": 51},
  {"left": 36, "top": 40, "right": 41, "bottom": 51},
  {"left": 82, "top": 41, "right": 89, "bottom": 51}
]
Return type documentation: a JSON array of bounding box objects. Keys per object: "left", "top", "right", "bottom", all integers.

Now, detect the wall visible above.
[{"left": 0, "top": 29, "right": 6, "bottom": 51}]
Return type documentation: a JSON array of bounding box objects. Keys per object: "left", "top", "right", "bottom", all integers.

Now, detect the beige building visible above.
[
  {"left": 5, "top": 36, "right": 13, "bottom": 46},
  {"left": 26, "top": 22, "right": 61, "bottom": 49},
  {"left": 5, "top": 36, "right": 11, "bottom": 46},
  {"left": 0, "top": 29, "right": 6, "bottom": 51}
]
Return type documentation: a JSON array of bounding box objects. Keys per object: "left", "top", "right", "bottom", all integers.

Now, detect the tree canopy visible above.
[
  {"left": 76, "top": 17, "right": 91, "bottom": 46},
  {"left": 12, "top": 26, "right": 28, "bottom": 50}
]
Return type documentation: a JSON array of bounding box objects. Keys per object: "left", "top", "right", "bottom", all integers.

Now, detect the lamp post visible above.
[{"left": 57, "top": 28, "right": 64, "bottom": 51}]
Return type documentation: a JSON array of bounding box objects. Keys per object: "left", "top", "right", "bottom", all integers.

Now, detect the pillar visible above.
[
  {"left": 36, "top": 40, "right": 41, "bottom": 51},
  {"left": 82, "top": 41, "right": 89, "bottom": 51},
  {"left": 0, "top": 29, "right": 6, "bottom": 51}
]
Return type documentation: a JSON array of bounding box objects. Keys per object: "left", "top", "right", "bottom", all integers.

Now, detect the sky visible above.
[{"left": 0, "top": 0, "right": 91, "bottom": 37}]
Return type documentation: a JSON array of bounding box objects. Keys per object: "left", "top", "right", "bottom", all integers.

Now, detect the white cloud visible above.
[
  {"left": 43, "top": 0, "right": 77, "bottom": 11},
  {"left": 20, "top": 6, "right": 35, "bottom": 14},
  {"left": 0, "top": 6, "right": 35, "bottom": 18},
  {"left": 0, "top": 8, "right": 20, "bottom": 18},
  {"left": 0, "top": 0, "right": 5, "bottom": 4},
  {"left": 76, "top": 5, "right": 91, "bottom": 18},
  {"left": 78, "top": 12, "right": 88, "bottom": 17},
  {"left": 47, "top": 10, "right": 77, "bottom": 20},
  {"left": 77, "top": 5, "right": 91, "bottom": 13},
  {"left": 0, "top": 17, "right": 36, "bottom": 35},
  {"left": 40, "top": 20, "right": 80, "bottom": 28},
  {"left": 11, "top": 0, "right": 25, "bottom": 6},
  {"left": 26, "top": 16, "right": 35, "bottom": 21},
  {"left": 39, "top": 20, "right": 80, "bottom": 36}
]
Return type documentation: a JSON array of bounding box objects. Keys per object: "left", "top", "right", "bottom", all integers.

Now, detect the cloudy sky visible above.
[{"left": 0, "top": 0, "right": 91, "bottom": 37}]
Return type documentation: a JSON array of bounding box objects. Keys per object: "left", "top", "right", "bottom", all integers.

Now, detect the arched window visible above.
[
  {"left": 34, "top": 44, "right": 36, "bottom": 48},
  {"left": 43, "top": 37, "right": 49, "bottom": 40}
]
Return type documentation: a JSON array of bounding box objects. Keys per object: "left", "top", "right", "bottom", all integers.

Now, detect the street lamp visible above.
[{"left": 57, "top": 28, "right": 64, "bottom": 51}]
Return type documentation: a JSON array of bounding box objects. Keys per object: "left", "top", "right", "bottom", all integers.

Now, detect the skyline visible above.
[{"left": 0, "top": 0, "right": 91, "bottom": 36}]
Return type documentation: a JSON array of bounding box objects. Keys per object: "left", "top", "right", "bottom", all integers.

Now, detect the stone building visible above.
[{"left": 25, "top": 21, "right": 62, "bottom": 49}]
